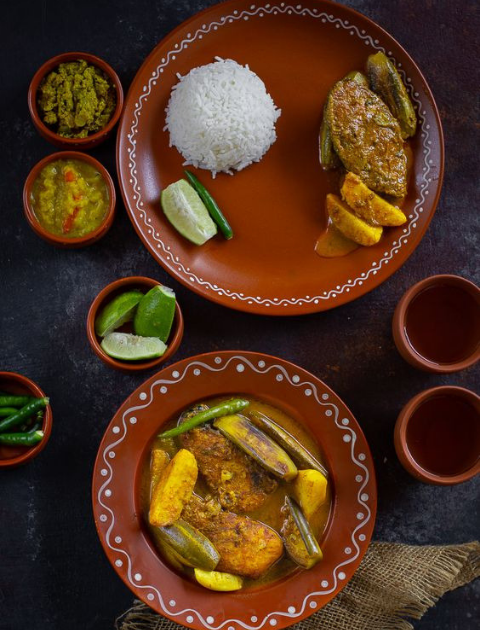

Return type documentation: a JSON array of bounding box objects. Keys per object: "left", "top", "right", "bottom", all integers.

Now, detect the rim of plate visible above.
[
  {"left": 116, "top": 0, "right": 444, "bottom": 314},
  {"left": 92, "top": 350, "right": 377, "bottom": 630}
]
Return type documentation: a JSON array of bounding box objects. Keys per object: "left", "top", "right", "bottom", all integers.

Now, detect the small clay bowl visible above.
[
  {"left": 23, "top": 151, "right": 116, "bottom": 248},
  {"left": 392, "top": 274, "right": 480, "bottom": 373},
  {"left": 87, "top": 276, "right": 184, "bottom": 373},
  {"left": 0, "top": 372, "right": 53, "bottom": 468},
  {"left": 394, "top": 386, "right": 480, "bottom": 485},
  {"left": 28, "top": 51, "right": 124, "bottom": 150}
]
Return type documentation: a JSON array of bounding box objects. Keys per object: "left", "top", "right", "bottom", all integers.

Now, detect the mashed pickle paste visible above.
[{"left": 37, "top": 60, "right": 116, "bottom": 138}]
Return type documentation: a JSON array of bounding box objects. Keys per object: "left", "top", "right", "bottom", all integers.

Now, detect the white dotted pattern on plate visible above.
[
  {"left": 124, "top": 2, "right": 434, "bottom": 310},
  {"left": 96, "top": 353, "right": 373, "bottom": 629}
]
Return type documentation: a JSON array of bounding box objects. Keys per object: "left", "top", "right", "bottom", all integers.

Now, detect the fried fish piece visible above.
[
  {"left": 180, "top": 424, "right": 277, "bottom": 513},
  {"left": 326, "top": 78, "right": 408, "bottom": 196},
  {"left": 183, "top": 494, "right": 284, "bottom": 579}
]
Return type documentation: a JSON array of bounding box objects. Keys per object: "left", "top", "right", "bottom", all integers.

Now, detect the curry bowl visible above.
[
  {"left": 86, "top": 276, "right": 184, "bottom": 373},
  {"left": 0, "top": 371, "right": 52, "bottom": 468},
  {"left": 92, "top": 351, "right": 376, "bottom": 629},
  {"left": 23, "top": 150, "right": 116, "bottom": 247},
  {"left": 28, "top": 51, "right": 124, "bottom": 150}
]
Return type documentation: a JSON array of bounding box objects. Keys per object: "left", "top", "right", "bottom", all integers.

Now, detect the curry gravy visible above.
[{"left": 141, "top": 395, "right": 332, "bottom": 589}]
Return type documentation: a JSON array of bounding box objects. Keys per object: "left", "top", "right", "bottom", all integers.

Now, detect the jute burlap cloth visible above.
[{"left": 116, "top": 541, "right": 480, "bottom": 630}]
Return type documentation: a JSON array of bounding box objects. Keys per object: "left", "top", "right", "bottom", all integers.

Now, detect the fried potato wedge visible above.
[
  {"left": 194, "top": 568, "right": 243, "bottom": 591},
  {"left": 341, "top": 172, "right": 407, "bottom": 227},
  {"left": 292, "top": 469, "right": 328, "bottom": 521},
  {"left": 149, "top": 449, "right": 198, "bottom": 527},
  {"left": 326, "top": 194, "right": 383, "bottom": 246}
]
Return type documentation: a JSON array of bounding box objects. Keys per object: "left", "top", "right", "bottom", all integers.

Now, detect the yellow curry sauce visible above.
[
  {"left": 30, "top": 159, "right": 109, "bottom": 238},
  {"left": 141, "top": 396, "right": 332, "bottom": 590}
]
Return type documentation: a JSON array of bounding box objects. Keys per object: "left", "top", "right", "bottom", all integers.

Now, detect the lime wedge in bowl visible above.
[
  {"left": 161, "top": 179, "right": 217, "bottom": 245},
  {"left": 134, "top": 285, "right": 176, "bottom": 342},
  {"left": 95, "top": 291, "right": 144, "bottom": 337},
  {"left": 101, "top": 332, "right": 167, "bottom": 361}
]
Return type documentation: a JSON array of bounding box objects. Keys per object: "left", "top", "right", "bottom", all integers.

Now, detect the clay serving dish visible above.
[
  {"left": 116, "top": 0, "right": 444, "bottom": 315},
  {"left": 92, "top": 351, "right": 377, "bottom": 630},
  {"left": 23, "top": 150, "right": 116, "bottom": 248},
  {"left": 394, "top": 386, "right": 480, "bottom": 485},
  {"left": 392, "top": 274, "right": 480, "bottom": 373},
  {"left": 87, "top": 276, "right": 184, "bottom": 373},
  {"left": 28, "top": 51, "right": 124, "bottom": 150},
  {"left": 0, "top": 372, "right": 52, "bottom": 468}
]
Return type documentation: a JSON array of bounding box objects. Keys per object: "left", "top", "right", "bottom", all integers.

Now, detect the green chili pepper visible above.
[
  {"left": 158, "top": 398, "right": 249, "bottom": 439},
  {"left": 0, "top": 395, "right": 34, "bottom": 408},
  {"left": 0, "top": 407, "right": 17, "bottom": 417},
  {"left": 0, "top": 397, "right": 49, "bottom": 434},
  {"left": 19, "top": 410, "right": 44, "bottom": 432},
  {"left": 184, "top": 170, "right": 233, "bottom": 240},
  {"left": 0, "top": 430, "right": 44, "bottom": 447}
]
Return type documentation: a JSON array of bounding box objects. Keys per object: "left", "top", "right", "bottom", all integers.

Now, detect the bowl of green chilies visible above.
[{"left": 0, "top": 372, "right": 52, "bottom": 468}]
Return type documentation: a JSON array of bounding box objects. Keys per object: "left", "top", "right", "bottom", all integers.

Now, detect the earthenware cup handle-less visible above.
[
  {"left": 395, "top": 386, "right": 480, "bottom": 485},
  {"left": 392, "top": 274, "right": 480, "bottom": 373}
]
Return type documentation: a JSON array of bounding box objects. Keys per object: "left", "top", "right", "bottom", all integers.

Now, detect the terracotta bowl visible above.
[
  {"left": 23, "top": 151, "right": 116, "bottom": 248},
  {"left": 92, "top": 351, "right": 377, "bottom": 630},
  {"left": 87, "top": 276, "right": 184, "bottom": 373},
  {"left": 0, "top": 372, "right": 52, "bottom": 468},
  {"left": 28, "top": 51, "right": 124, "bottom": 150},
  {"left": 394, "top": 386, "right": 480, "bottom": 485},
  {"left": 392, "top": 274, "right": 480, "bottom": 373}
]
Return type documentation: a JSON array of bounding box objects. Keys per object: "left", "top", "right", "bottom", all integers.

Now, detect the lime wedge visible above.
[
  {"left": 161, "top": 179, "right": 217, "bottom": 245},
  {"left": 133, "top": 285, "right": 176, "bottom": 342},
  {"left": 95, "top": 291, "right": 144, "bottom": 337},
  {"left": 101, "top": 332, "right": 167, "bottom": 361}
]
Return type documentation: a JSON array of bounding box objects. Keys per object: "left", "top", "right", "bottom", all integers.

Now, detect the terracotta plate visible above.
[
  {"left": 92, "top": 351, "right": 377, "bottom": 629},
  {"left": 117, "top": 0, "right": 443, "bottom": 315}
]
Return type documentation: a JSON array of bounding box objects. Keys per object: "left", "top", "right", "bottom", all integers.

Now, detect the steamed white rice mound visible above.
[{"left": 165, "top": 58, "right": 281, "bottom": 176}]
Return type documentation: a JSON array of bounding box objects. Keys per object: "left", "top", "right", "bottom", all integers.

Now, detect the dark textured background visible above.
[{"left": 1, "top": 0, "right": 479, "bottom": 628}]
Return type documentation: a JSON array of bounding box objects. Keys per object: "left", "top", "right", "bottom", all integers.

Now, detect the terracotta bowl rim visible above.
[
  {"left": 86, "top": 275, "right": 184, "bottom": 372},
  {"left": 0, "top": 371, "right": 53, "bottom": 468},
  {"left": 92, "top": 350, "right": 377, "bottom": 629},
  {"left": 23, "top": 150, "right": 117, "bottom": 247},
  {"left": 392, "top": 274, "right": 480, "bottom": 373},
  {"left": 28, "top": 50, "right": 124, "bottom": 149},
  {"left": 394, "top": 385, "right": 480, "bottom": 485}
]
